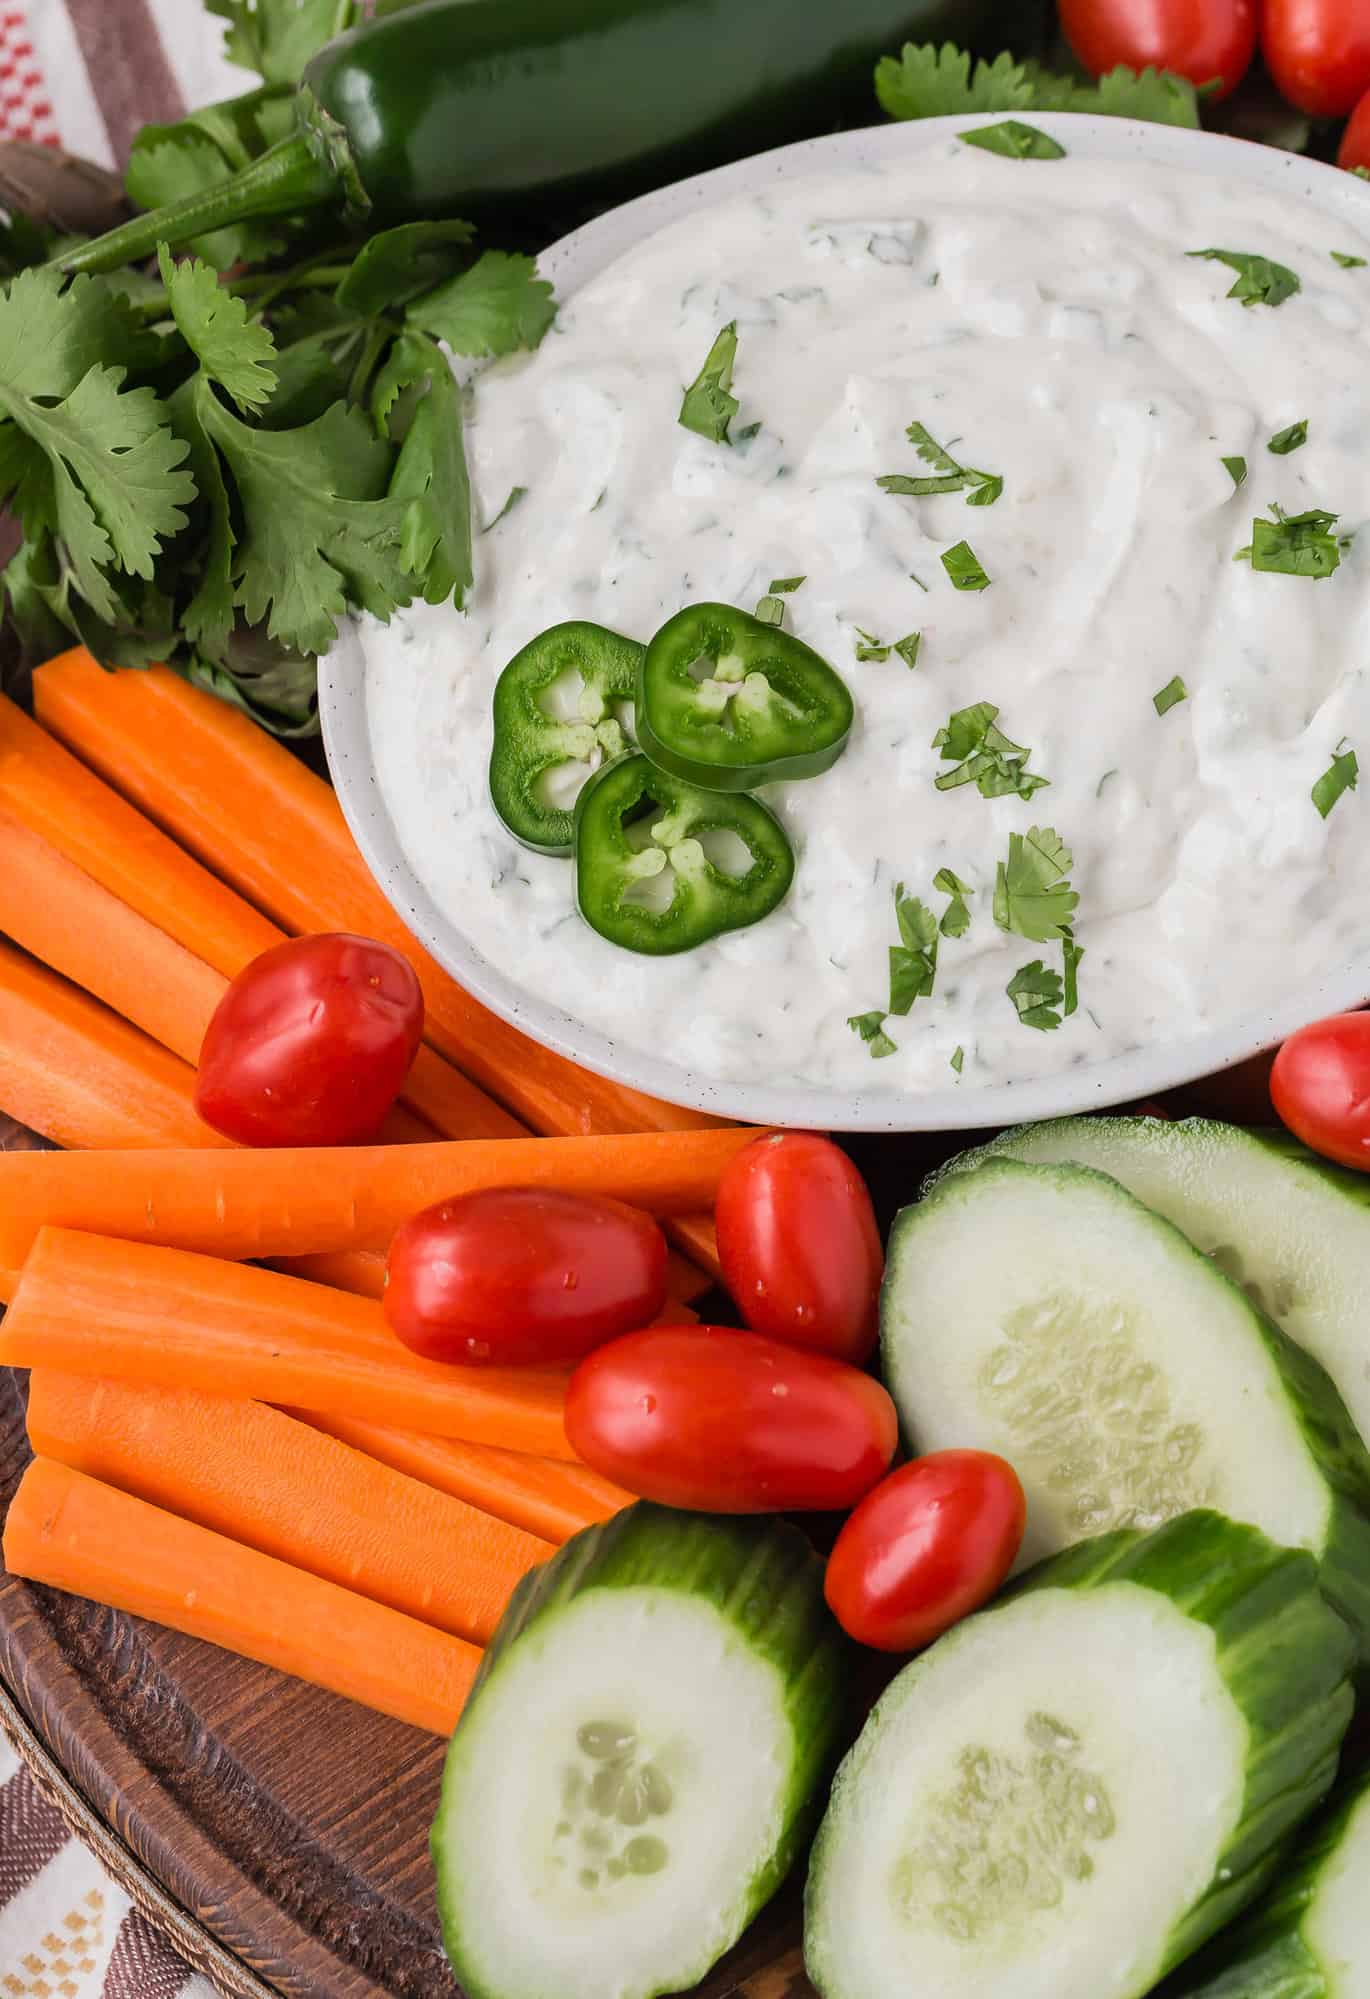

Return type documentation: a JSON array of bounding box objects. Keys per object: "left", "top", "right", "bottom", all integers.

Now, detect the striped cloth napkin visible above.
[
  {"left": 0, "top": 0, "right": 240, "bottom": 167},
  {"left": 0, "top": 1729, "right": 217, "bottom": 1997},
  {"left": 0, "top": 16, "right": 266, "bottom": 1996}
]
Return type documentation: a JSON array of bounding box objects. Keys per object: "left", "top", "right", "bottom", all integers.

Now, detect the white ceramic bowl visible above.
[{"left": 321, "top": 111, "right": 1370, "bottom": 1133}]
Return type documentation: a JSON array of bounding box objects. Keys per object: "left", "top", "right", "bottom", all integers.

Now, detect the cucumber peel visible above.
[
  {"left": 805, "top": 1510, "right": 1355, "bottom": 1999},
  {"left": 881, "top": 1156, "right": 1370, "bottom": 1663},
  {"left": 433, "top": 1502, "right": 849, "bottom": 1999}
]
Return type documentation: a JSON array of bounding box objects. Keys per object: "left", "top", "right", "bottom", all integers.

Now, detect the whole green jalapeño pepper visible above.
[
  {"left": 637, "top": 603, "right": 853, "bottom": 793},
  {"left": 575, "top": 754, "right": 794, "bottom": 956},
  {"left": 489, "top": 622, "right": 641, "bottom": 855},
  {"left": 50, "top": 0, "right": 1001, "bottom": 276}
]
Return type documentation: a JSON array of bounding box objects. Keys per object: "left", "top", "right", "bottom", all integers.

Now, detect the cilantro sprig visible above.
[
  {"left": 876, "top": 42, "right": 1200, "bottom": 129},
  {"left": 0, "top": 225, "right": 556, "bottom": 733}
]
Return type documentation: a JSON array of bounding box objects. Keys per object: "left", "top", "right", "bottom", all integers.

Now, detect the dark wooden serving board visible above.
[{"left": 0, "top": 1048, "right": 1276, "bottom": 1998}]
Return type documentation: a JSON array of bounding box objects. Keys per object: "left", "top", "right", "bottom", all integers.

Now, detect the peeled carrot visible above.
[
  {"left": 26, "top": 1372, "right": 551, "bottom": 1644},
  {"left": 2, "top": 1229, "right": 575, "bottom": 1458},
  {"left": 0, "top": 1126, "right": 755, "bottom": 1279},
  {"left": 31, "top": 656, "right": 730, "bottom": 1147},
  {"left": 0, "top": 809, "right": 228, "bottom": 1067},
  {"left": 4, "top": 1458, "right": 479, "bottom": 1734},
  {"left": 292, "top": 1409, "right": 632, "bottom": 1544},
  {"left": 0, "top": 690, "right": 521, "bottom": 1144},
  {"left": 0, "top": 940, "right": 228, "bottom": 1158}
]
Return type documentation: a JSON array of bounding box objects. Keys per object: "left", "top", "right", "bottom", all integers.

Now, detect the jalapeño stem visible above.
[{"left": 44, "top": 134, "right": 345, "bottom": 278}]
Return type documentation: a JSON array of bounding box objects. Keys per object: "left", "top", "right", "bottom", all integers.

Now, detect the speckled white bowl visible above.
[{"left": 321, "top": 112, "right": 1370, "bottom": 1132}]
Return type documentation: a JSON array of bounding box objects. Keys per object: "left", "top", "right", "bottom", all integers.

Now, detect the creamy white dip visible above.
[{"left": 362, "top": 139, "right": 1370, "bottom": 1095}]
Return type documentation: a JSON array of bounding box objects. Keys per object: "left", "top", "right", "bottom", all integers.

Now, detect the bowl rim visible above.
[{"left": 321, "top": 110, "right": 1370, "bottom": 1133}]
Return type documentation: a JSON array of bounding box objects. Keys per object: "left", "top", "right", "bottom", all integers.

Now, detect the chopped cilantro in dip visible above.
[
  {"left": 1312, "top": 741, "right": 1359, "bottom": 820},
  {"left": 1188, "top": 248, "right": 1301, "bottom": 308},
  {"left": 679, "top": 323, "right": 739, "bottom": 443}
]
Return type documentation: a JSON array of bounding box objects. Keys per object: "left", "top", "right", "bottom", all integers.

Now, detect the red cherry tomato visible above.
[
  {"left": 1264, "top": 0, "right": 1370, "bottom": 118},
  {"left": 1058, "top": 0, "right": 1257, "bottom": 99},
  {"left": 384, "top": 1188, "right": 668, "bottom": 1366},
  {"left": 565, "top": 1325, "right": 898, "bottom": 1513},
  {"left": 1271, "top": 1013, "right": 1370, "bottom": 1170},
  {"left": 715, "top": 1133, "right": 883, "bottom": 1364},
  {"left": 1340, "top": 85, "right": 1370, "bottom": 172},
  {"left": 194, "top": 933, "right": 423, "bottom": 1146},
  {"left": 824, "top": 1452, "right": 1027, "bottom": 1653}
]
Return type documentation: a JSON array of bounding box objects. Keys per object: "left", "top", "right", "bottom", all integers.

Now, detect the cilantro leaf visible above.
[
  {"left": 849, "top": 1010, "right": 897, "bottom": 1059},
  {"left": 1078, "top": 64, "right": 1199, "bottom": 126},
  {"left": 1188, "top": 248, "right": 1302, "bottom": 308},
  {"left": 1268, "top": 419, "right": 1308, "bottom": 455},
  {"left": 942, "top": 540, "right": 991, "bottom": 591},
  {"left": 1332, "top": 251, "right": 1367, "bottom": 269},
  {"left": 388, "top": 347, "right": 473, "bottom": 608},
  {"left": 888, "top": 885, "right": 939, "bottom": 1015},
  {"left": 159, "top": 247, "right": 277, "bottom": 414},
  {"left": 1153, "top": 675, "right": 1188, "bottom": 715},
  {"left": 186, "top": 626, "right": 318, "bottom": 738},
  {"left": 854, "top": 628, "right": 890, "bottom": 662},
  {"left": 0, "top": 270, "right": 193, "bottom": 615},
  {"left": 933, "top": 701, "right": 1048, "bottom": 800},
  {"left": 1312, "top": 741, "right": 1358, "bottom": 820},
  {"left": 895, "top": 631, "right": 922, "bottom": 669},
  {"left": 336, "top": 220, "right": 477, "bottom": 317},
  {"left": 950, "top": 1045, "right": 965, "bottom": 1074},
  {"left": 935, "top": 866, "right": 973, "bottom": 937},
  {"left": 875, "top": 44, "right": 1036, "bottom": 122},
  {"left": 876, "top": 41, "right": 1197, "bottom": 130},
  {"left": 878, "top": 419, "right": 1003, "bottom": 507},
  {"left": 1007, "top": 960, "right": 1065, "bottom": 1031},
  {"left": 191, "top": 378, "right": 415, "bottom": 657},
  {"left": 171, "top": 378, "right": 236, "bottom": 660},
  {"left": 993, "top": 826, "right": 1078, "bottom": 942},
  {"left": 1223, "top": 454, "right": 1248, "bottom": 489},
  {"left": 679, "top": 322, "right": 739, "bottom": 445},
  {"left": 961, "top": 120, "right": 1065, "bottom": 160},
  {"left": 207, "top": 0, "right": 359, "bottom": 86},
  {"left": 406, "top": 251, "right": 556, "bottom": 359},
  {"left": 1237, "top": 505, "right": 1347, "bottom": 579}
]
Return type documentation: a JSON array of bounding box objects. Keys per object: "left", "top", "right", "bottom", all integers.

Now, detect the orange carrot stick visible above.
[
  {"left": 26, "top": 1372, "right": 551, "bottom": 1644},
  {"left": 31, "top": 655, "right": 730, "bottom": 1147},
  {"left": 2, "top": 1229, "right": 575, "bottom": 1458},
  {"left": 0, "top": 1125, "right": 756, "bottom": 1274},
  {"left": 3, "top": 1458, "right": 479, "bottom": 1735},
  {"left": 0, "top": 808, "right": 228, "bottom": 1066},
  {"left": 0, "top": 940, "right": 229, "bottom": 1156},
  {"left": 0, "top": 690, "right": 521, "bottom": 1143},
  {"left": 292, "top": 1409, "right": 632, "bottom": 1545}
]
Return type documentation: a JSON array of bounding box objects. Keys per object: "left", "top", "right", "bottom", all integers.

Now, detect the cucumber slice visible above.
[
  {"left": 880, "top": 1158, "right": 1370, "bottom": 1659},
  {"left": 945, "top": 1116, "right": 1370, "bottom": 1459},
  {"left": 432, "top": 1502, "right": 848, "bottom": 1999},
  {"left": 805, "top": 1510, "right": 1355, "bottom": 1999},
  {"left": 1165, "top": 1766, "right": 1370, "bottom": 1998}
]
